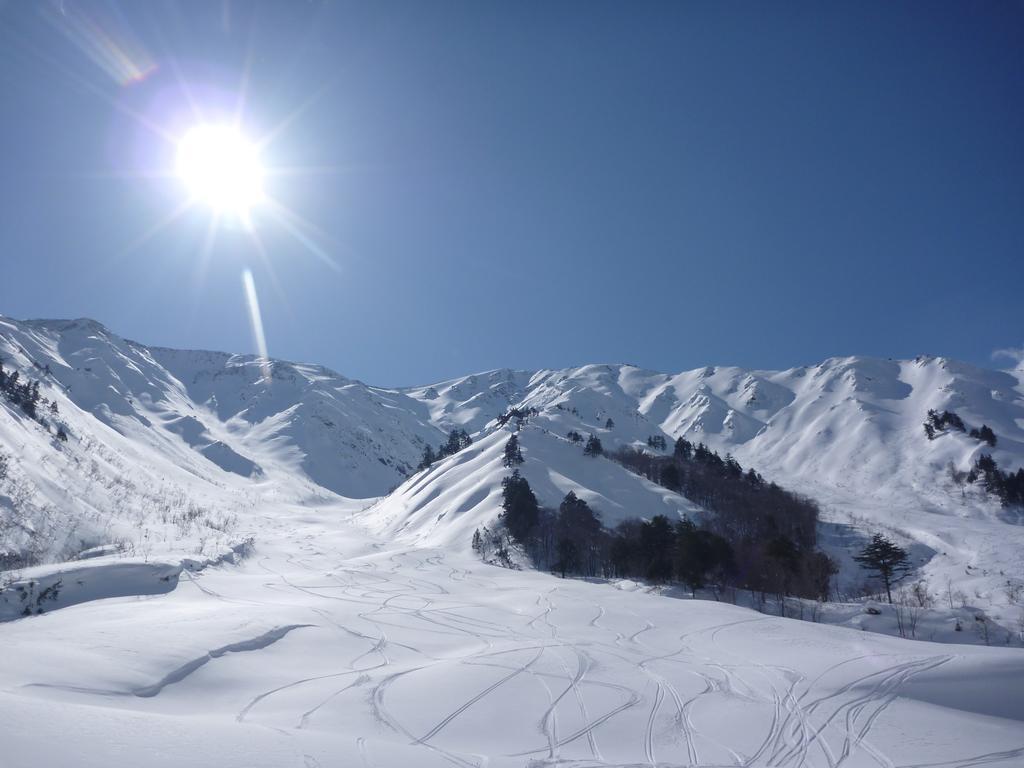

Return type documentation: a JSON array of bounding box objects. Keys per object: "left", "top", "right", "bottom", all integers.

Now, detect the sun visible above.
[{"left": 176, "top": 125, "right": 264, "bottom": 214}]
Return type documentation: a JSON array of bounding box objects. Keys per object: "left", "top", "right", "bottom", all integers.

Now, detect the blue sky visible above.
[{"left": 0, "top": 1, "right": 1021, "bottom": 385}]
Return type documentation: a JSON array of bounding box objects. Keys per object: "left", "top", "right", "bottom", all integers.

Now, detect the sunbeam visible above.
[
  {"left": 241, "top": 268, "right": 271, "bottom": 381},
  {"left": 109, "top": 197, "right": 194, "bottom": 269},
  {"left": 262, "top": 197, "right": 342, "bottom": 274},
  {"left": 187, "top": 212, "right": 222, "bottom": 321},
  {"left": 256, "top": 81, "right": 334, "bottom": 153},
  {"left": 244, "top": 224, "right": 296, "bottom": 325}
]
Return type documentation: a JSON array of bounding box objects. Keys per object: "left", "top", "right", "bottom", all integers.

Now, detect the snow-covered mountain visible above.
[
  {"left": 2, "top": 315, "right": 1023, "bottom": 624},
  {"left": 3, "top": 315, "right": 1024, "bottom": 768},
  {"left": 0, "top": 315, "right": 459, "bottom": 563}
]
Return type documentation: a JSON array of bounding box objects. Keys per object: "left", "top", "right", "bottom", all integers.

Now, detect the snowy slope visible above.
[
  {"left": 1, "top": 316, "right": 1024, "bottom": 766},
  {"left": 0, "top": 315, "right": 459, "bottom": 564},
  {"left": 400, "top": 359, "right": 1024, "bottom": 626},
  {"left": 363, "top": 424, "right": 703, "bottom": 549},
  {"left": 2, "top": 314, "right": 1024, "bottom": 631},
  {"left": 1, "top": 505, "right": 1022, "bottom": 768},
  {"left": 403, "top": 368, "right": 533, "bottom": 434}
]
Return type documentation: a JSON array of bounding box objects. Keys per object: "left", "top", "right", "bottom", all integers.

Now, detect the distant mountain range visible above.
[{"left": 2, "top": 315, "right": 1022, "bottom": 620}]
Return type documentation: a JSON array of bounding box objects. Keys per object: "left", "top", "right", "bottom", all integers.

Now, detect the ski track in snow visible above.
[
  {"left": 2, "top": 314, "right": 1024, "bottom": 767},
  {"left": 3, "top": 513, "right": 1023, "bottom": 768}
]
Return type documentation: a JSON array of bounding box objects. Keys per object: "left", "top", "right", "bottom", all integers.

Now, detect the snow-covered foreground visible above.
[{"left": 2, "top": 503, "right": 1022, "bottom": 768}]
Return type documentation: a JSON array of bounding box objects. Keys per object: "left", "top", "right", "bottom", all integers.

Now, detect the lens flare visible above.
[
  {"left": 42, "top": 1, "right": 155, "bottom": 86},
  {"left": 241, "top": 269, "right": 271, "bottom": 380}
]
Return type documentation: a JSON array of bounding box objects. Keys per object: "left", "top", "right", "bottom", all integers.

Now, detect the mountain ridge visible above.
[{"left": 2, "top": 313, "right": 1022, "bottom": 633}]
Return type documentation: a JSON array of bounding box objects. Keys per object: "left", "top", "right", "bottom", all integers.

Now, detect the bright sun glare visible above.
[{"left": 176, "top": 125, "right": 264, "bottom": 214}]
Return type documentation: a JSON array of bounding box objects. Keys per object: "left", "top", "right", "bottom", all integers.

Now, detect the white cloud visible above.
[{"left": 992, "top": 344, "right": 1024, "bottom": 366}]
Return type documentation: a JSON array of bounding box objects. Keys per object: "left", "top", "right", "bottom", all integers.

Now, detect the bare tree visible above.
[{"left": 974, "top": 614, "right": 992, "bottom": 646}]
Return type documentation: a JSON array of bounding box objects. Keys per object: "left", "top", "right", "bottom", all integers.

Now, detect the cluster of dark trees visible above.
[
  {"left": 498, "top": 470, "right": 613, "bottom": 579},
  {"left": 495, "top": 406, "right": 538, "bottom": 430},
  {"left": 923, "top": 409, "right": 965, "bottom": 438},
  {"left": 968, "top": 453, "right": 1024, "bottom": 507},
  {"left": 565, "top": 430, "right": 603, "bottom": 454},
  {"left": 418, "top": 429, "right": 472, "bottom": 470},
  {"left": 970, "top": 425, "right": 997, "bottom": 447},
  {"left": 646, "top": 435, "right": 667, "bottom": 451},
  {"left": 609, "top": 437, "right": 834, "bottom": 599},
  {"left": 496, "top": 434, "right": 836, "bottom": 601},
  {"left": 924, "top": 408, "right": 997, "bottom": 447},
  {"left": 0, "top": 360, "right": 65, "bottom": 439},
  {"left": 607, "top": 515, "right": 735, "bottom": 594},
  {"left": 923, "top": 410, "right": 1020, "bottom": 505},
  {"left": 0, "top": 361, "right": 43, "bottom": 419}
]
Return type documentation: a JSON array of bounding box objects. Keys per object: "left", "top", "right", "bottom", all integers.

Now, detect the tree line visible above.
[
  {"left": 613, "top": 437, "right": 821, "bottom": 546},
  {"left": 968, "top": 453, "right": 1024, "bottom": 507},
  {"left": 0, "top": 359, "right": 66, "bottom": 440},
  {"left": 923, "top": 410, "right": 1022, "bottom": 507},
  {"left": 924, "top": 408, "right": 996, "bottom": 447},
  {"left": 609, "top": 436, "right": 835, "bottom": 600},
  {"left": 417, "top": 429, "right": 472, "bottom": 470},
  {"left": 488, "top": 433, "right": 837, "bottom": 603}
]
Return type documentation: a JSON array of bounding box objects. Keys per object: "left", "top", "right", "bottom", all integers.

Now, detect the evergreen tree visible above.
[
  {"left": 555, "top": 537, "right": 578, "bottom": 578},
  {"left": 21, "top": 380, "right": 39, "bottom": 418},
  {"left": 605, "top": 418, "right": 615, "bottom": 430},
  {"left": 639, "top": 515, "right": 674, "bottom": 582},
  {"left": 766, "top": 535, "right": 801, "bottom": 596},
  {"left": 675, "top": 518, "right": 705, "bottom": 594},
  {"left": 609, "top": 532, "right": 636, "bottom": 578},
  {"left": 583, "top": 434, "right": 603, "bottom": 457},
  {"left": 853, "top": 533, "right": 911, "bottom": 603},
  {"left": 418, "top": 444, "right": 437, "bottom": 470},
  {"left": 673, "top": 437, "right": 692, "bottom": 460},
  {"left": 558, "top": 492, "right": 600, "bottom": 534},
  {"left": 969, "top": 424, "right": 997, "bottom": 447},
  {"left": 501, "top": 470, "right": 540, "bottom": 543},
  {"left": 972, "top": 454, "right": 1005, "bottom": 495},
  {"left": 942, "top": 411, "right": 966, "bottom": 432},
  {"left": 503, "top": 434, "right": 524, "bottom": 467},
  {"left": 675, "top": 518, "right": 734, "bottom": 595},
  {"left": 659, "top": 463, "right": 681, "bottom": 491},
  {"left": 724, "top": 454, "right": 743, "bottom": 479},
  {"left": 441, "top": 429, "right": 471, "bottom": 458},
  {"left": 557, "top": 491, "right": 603, "bottom": 576}
]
